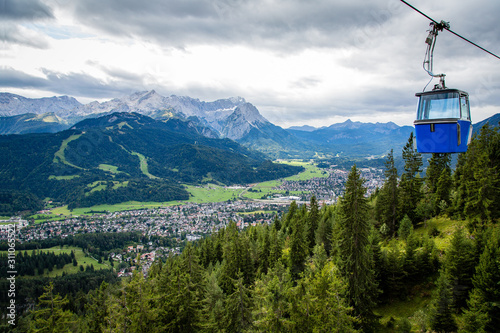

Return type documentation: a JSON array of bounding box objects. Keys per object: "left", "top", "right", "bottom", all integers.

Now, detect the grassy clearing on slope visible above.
[
  {"left": 185, "top": 184, "right": 244, "bottom": 203},
  {"left": 52, "top": 133, "right": 83, "bottom": 169},
  {"left": 375, "top": 289, "right": 435, "bottom": 332},
  {"left": 414, "top": 216, "right": 467, "bottom": 251},
  {"left": 48, "top": 175, "right": 80, "bottom": 180},
  {"left": 240, "top": 160, "right": 323, "bottom": 200},
  {"left": 0, "top": 246, "right": 109, "bottom": 278},
  {"left": 282, "top": 160, "right": 329, "bottom": 181},
  {"left": 51, "top": 201, "right": 180, "bottom": 216},
  {"left": 98, "top": 164, "right": 123, "bottom": 174},
  {"left": 131, "top": 151, "right": 160, "bottom": 179}
]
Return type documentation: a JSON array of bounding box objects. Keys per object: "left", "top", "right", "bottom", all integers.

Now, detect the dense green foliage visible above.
[
  {"left": 4, "top": 123, "right": 500, "bottom": 332},
  {"left": 0, "top": 190, "right": 43, "bottom": 215},
  {"left": 0, "top": 112, "right": 302, "bottom": 211},
  {"left": 0, "top": 250, "right": 74, "bottom": 277},
  {"left": 375, "top": 124, "right": 500, "bottom": 230}
]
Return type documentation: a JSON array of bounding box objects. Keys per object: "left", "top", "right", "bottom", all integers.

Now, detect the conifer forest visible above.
[{"left": 4, "top": 124, "right": 500, "bottom": 333}]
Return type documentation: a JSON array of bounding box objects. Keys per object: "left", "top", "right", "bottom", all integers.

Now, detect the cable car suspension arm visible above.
[{"left": 423, "top": 21, "right": 448, "bottom": 89}]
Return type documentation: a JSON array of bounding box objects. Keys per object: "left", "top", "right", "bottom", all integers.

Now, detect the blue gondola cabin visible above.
[{"left": 414, "top": 88, "right": 472, "bottom": 153}]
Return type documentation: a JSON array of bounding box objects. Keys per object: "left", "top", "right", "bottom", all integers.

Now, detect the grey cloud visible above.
[
  {"left": 1, "top": 0, "right": 54, "bottom": 48},
  {"left": 1, "top": 24, "right": 50, "bottom": 48},
  {"left": 0, "top": 67, "right": 142, "bottom": 99},
  {"left": 0, "top": 0, "right": 54, "bottom": 20},
  {"left": 0, "top": 67, "right": 47, "bottom": 88},
  {"left": 70, "top": 0, "right": 396, "bottom": 50}
]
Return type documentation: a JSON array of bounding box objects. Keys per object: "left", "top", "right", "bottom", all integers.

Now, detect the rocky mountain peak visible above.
[{"left": 233, "top": 103, "right": 268, "bottom": 125}]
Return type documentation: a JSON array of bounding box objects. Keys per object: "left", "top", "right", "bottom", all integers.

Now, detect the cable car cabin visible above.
[{"left": 414, "top": 88, "right": 472, "bottom": 153}]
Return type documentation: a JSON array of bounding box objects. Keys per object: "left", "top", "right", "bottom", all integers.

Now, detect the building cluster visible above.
[
  {"left": 274, "top": 167, "right": 385, "bottom": 202},
  {"left": 17, "top": 201, "right": 288, "bottom": 244}
]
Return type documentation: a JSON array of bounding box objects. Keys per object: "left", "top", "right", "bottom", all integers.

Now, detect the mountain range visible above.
[
  {"left": 1, "top": 91, "right": 499, "bottom": 159},
  {"left": 1, "top": 91, "right": 308, "bottom": 157}
]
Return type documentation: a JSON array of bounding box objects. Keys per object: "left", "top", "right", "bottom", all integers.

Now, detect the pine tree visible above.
[
  {"left": 220, "top": 222, "right": 253, "bottom": 293},
  {"left": 382, "top": 243, "right": 406, "bottom": 300},
  {"left": 455, "top": 124, "right": 500, "bottom": 224},
  {"left": 201, "top": 265, "right": 226, "bottom": 333},
  {"left": 459, "top": 229, "right": 500, "bottom": 332},
  {"left": 429, "top": 272, "right": 457, "bottom": 333},
  {"left": 85, "top": 282, "right": 109, "bottom": 333},
  {"left": 307, "top": 195, "right": 320, "bottom": 252},
  {"left": 426, "top": 153, "right": 451, "bottom": 195},
  {"left": 155, "top": 245, "right": 205, "bottom": 332},
  {"left": 252, "top": 262, "right": 294, "bottom": 332},
  {"left": 283, "top": 200, "right": 298, "bottom": 233},
  {"left": 337, "top": 164, "right": 379, "bottom": 328},
  {"left": 403, "top": 232, "right": 418, "bottom": 282},
  {"left": 376, "top": 149, "right": 400, "bottom": 236},
  {"left": 435, "top": 163, "right": 452, "bottom": 214},
  {"left": 398, "top": 214, "right": 413, "bottom": 240},
  {"left": 288, "top": 277, "right": 315, "bottom": 333},
  {"left": 399, "top": 133, "right": 423, "bottom": 223},
  {"left": 28, "top": 282, "right": 76, "bottom": 333},
  {"left": 443, "top": 228, "right": 476, "bottom": 312},
  {"left": 308, "top": 262, "right": 358, "bottom": 332},
  {"left": 315, "top": 205, "right": 334, "bottom": 256},
  {"left": 289, "top": 212, "right": 309, "bottom": 281},
  {"left": 224, "top": 270, "right": 253, "bottom": 332},
  {"left": 258, "top": 225, "right": 271, "bottom": 275},
  {"left": 123, "top": 270, "right": 157, "bottom": 332}
]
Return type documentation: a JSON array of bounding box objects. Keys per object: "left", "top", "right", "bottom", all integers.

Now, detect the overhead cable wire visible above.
[{"left": 400, "top": 0, "right": 500, "bottom": 60}]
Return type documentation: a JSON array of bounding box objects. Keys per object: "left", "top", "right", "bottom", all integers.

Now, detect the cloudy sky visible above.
[{"left": 2, "top": 0, "right": 500, "bottom": 128}]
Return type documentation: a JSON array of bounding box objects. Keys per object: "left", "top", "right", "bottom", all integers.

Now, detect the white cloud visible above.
[{"left": 1, "top": 0, "right": 499, "bottom": 127}]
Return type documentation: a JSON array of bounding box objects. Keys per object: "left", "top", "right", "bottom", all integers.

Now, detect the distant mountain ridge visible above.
[
  {"left": 2, "top": 91, "right": 498, "bottom": 158},
  {"left": 0, "top": 91, "right": 307, "bottom": 157},
  {"left": 0, "top": 92, "right": 81, "bottom": 117}
]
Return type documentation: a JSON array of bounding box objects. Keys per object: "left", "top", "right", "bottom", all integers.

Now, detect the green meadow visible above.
[
  {"left": 1, "top": 245, "right": 109, "bottom": 278},
  {"left": 39, "top": 160, "right": 322, "bottom": 219}
]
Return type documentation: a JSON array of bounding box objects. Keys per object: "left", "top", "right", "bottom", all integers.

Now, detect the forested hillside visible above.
[
  {"left": 0, "top": 112, "right": 302, "bottom": 211},
  {"left": 11, "top": 124, "right": 500, "bottom": 332}
]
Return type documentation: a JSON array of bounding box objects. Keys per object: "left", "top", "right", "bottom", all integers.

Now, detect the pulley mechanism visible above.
[{"left": 423, "top": 20, "right": 450, "bottom": 90}]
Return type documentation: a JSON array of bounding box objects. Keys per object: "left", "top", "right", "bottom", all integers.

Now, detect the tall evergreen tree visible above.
[
  {"left": 85, "top": 282, "right": 109, "bottom": 333},
  {"left": 376, "top": 149, "right": 400, "bottom": 236},
  {"left": 429, "top": 272, "right": 458, "bottom": 333},
  {"left": 224, "top": 270, "right": 253, "bottom": 332},
  {"left": 289, "top": 212, "right": 309, "bottom": 281},
  {"left": 426, "top": 153, "right": 451, "bottom": 195},
  {"left": 307, "top": 195, "right": 320, "bottom": 252},
  {"left": 155, "top": 245, "right": 205, "bottom": 332},
  {"left": 252, "top": 262, "right": 294, "bottom": 332},
  {"left": 337, "top": 164, "right": 379, "bottom": 329},
  {"left": 201, "top": 264, "right": 226, "bottom": 333},
  {"left": 459, "top": 228, "right": 500, "bottom": 332},
  {"left": 443, "top": 228, "right": 476, "bottom": 312},
  {"left": 28, "top": 282, "right": 76, "bottom": 333},
  {"left": 435, "top": 166, "right": 453, "bottom": 213},
  {"left": 315, "top": 205, "right": 334, "bottom": 256},
  {"left": 399, "top": 133, "right": 423, "bottom": 223}
]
